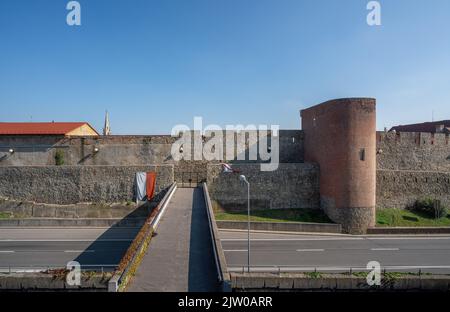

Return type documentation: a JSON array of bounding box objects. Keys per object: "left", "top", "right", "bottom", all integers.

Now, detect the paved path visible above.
[
  {"left": 0, "top": 227, "right": 138, "bottom": 272},
  {"left": 220, "top": 230, "right": 450, "bottom": 274},
  {"left": 127, "top": 187, "right": 219, "bottom": 292}
]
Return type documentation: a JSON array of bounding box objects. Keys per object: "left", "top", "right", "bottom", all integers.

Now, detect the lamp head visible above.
[{"left": 239, "top": 175, "right": 247, "bottom": 183}]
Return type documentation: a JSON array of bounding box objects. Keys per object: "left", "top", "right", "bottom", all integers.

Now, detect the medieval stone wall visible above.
[
  {"left": 376, "top": 169, "right": 450, "bottom": 209},
  {"left": 376, "top": 131, "right": 450, "bottom": 209},
  {"left": 207, "top": 163, "right": 320, "bottom": 212},
  {"left": 0, "top": 165, "right": 173, "bottom": 205}
]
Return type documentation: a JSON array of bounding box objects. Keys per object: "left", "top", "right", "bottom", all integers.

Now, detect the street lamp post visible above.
[{"left": 239, "top": 175, "right": 250, "bottom": 273}]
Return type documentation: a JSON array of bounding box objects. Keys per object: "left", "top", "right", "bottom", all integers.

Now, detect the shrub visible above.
[
  {"left": 413, "top": 197, "right": 448, "bottom": 219},
  {"left": 55, "top": 150, "right": 65, "bottom": 166}
]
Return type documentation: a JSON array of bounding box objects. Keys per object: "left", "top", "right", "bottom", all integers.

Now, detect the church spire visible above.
[{"left": 103, "top": 110, "right": 111, "bottom": 135}]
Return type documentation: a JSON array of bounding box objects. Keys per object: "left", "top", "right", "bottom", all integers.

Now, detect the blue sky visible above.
[{"left": 0, "top": 0, "right": 449, "bottom": 134}]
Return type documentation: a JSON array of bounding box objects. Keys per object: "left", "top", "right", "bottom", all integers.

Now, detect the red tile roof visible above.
[
  {"left": 0, "top": 122, "right": 97, "bottom": 135},
  {"left": 390, "top": 120, "right": 450, "bottom": 133}
]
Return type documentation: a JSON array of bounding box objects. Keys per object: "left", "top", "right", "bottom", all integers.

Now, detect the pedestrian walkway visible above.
[{"left": 127, "top": 187, "right": 219, "bottom": 292}]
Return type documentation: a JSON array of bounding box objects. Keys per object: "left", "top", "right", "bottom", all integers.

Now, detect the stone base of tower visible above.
[{"left": 322, "top": 197, "right": 375, "bottom": 234}]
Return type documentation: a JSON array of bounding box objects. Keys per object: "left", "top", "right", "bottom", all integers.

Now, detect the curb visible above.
[
  {"left": 216, "top": 220, "right": 342, "bottom": 234},
  {"left": 0, "top": 218, "right": 146, "bottom": 227},
  {"left": 368, "top": 227, "right": 450, "bottom": 235}
]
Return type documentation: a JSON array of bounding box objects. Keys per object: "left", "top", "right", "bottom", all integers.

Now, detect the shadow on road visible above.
[{"left": 73, "top": 202, "right": 152, "bottom": 271}]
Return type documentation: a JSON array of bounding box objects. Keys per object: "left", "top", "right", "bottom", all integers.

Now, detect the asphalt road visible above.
[
  {"left": 220, "top": 230, "right": 450, "bottom": 274},
  {"left": 0, "top": 227, "right": 139, "bottom": 272}
]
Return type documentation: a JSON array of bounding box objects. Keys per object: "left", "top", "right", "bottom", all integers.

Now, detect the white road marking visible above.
[
  {"left": 0, "top": 250, "right": 15, "bottom": 253},
  {"left": 296, "top": 249, "right": 325, "bottom": 252},
  {"left": 368, "top": 237, "right": 450, "bottom": 240},
  {"left": 221, "top": 236, "right": 450, "bottom": 242},
  {"left": 371, "top": 248, "right": 400, "bottom": 251}
]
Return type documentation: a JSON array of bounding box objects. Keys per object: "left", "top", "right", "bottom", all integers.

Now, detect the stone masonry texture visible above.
[
  {"left": 0, "top": 165, "right": 173, "bottom": 205},
  {"left": 207, "top": 163, "right": 320, "bottom": 211}
]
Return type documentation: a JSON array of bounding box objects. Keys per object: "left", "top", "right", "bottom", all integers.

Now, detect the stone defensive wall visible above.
[
  {"left": 376, "top": 131, "right": 450, "bottom": 210},
  {"left": 1, "top": 101, "right": 449, "bottom": 234},
  {"left": 207, "top": 163, "right": 320, "bottom": 211},
  {"left": 376, "top": 131, "right": 450, "bottom": 171},
  {"left": 0, "top": 130, "right": 303, "bottom": 166},
  {"left": 0, "top": 165, "right": 173, "bottom": 205},
  {"left": 0, "top": 130, "right": 303, "bottom": 187}
]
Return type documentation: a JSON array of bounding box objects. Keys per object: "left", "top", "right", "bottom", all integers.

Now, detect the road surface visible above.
[
  {"left": 0, "top": 227, "right": 139, "bottom": 272},
  {"left": 220, "top": 230, "right": 450, "bottom": 274},
  {"left": 127, "top": 187, "right": 219, "bottom": 292}
]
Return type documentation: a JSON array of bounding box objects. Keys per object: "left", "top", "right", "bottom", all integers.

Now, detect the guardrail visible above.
[
  {"left": 109, "top": 182, "right": 178, "bottom": 292},
  {"left": 202, "top": 182, "right": 231, "bottom": 291}
]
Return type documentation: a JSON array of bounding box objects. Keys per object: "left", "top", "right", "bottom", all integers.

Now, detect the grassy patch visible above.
[
  {"left": 304, "top": 271, "right": 322, "bottom": 279},
  {"left": 377, "top": 209, "right": 450, "bottom": 227},
  {"left": 0, "top": 212, "right": 12, "bottom": 219},
  {"left": 214, "top": 208, "right": 333, "bottom": 224}
]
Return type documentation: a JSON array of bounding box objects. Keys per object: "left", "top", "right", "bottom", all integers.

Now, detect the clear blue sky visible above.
[{"left": 1, "top": 0, "right": 449, "bottom": 134}]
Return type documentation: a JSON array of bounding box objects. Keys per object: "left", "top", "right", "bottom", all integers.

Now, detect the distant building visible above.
[
  {"left": 103, "top": 111, "right": 111, "bottom": 136},
  {"left": 0, "top": 122, "right": 99, "bottom": 136},
  {"left": 389, "top": 120, "right": 450, "bottom": 134}
]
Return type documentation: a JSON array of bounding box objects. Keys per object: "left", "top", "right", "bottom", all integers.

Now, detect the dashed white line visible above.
[
  {"left": 371, "top": 248, "right": 400, "bottom": 251},
  {"left": 221, "top": 238, "right": 364, "bottom": 242},
  {"left": 0, "top": 250, "right": 15, "bottom": 253},
  {"left": 296, "top": 249, "right": 325, "bottom": 252}
]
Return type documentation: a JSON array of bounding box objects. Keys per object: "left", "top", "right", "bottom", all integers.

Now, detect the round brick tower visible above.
[{"left": 301, "top": 98, "right": 376, "bottom": 234}]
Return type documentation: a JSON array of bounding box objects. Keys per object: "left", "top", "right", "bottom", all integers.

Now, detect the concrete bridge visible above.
[{"left": 127, "top": 187, "right": 220, "bottom": 292}]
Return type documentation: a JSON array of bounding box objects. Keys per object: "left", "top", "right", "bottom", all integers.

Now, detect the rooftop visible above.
[
  {"left": 0, "top": 122, "right": 99, "bottom": 136},
  {"left": 389, "top": 120, "right": 450, "bottom": 133}
]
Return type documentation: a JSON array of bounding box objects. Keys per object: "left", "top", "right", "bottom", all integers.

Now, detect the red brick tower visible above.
[{"left": 301, "top": 98, "right": 376, "bottom": 234}]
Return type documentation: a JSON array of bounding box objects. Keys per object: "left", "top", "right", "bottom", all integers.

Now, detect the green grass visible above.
[
  {"left": 214, "top": 208, "right": 333, "bottom": 224},
  {"left": 0, "top": 212, "right": 12, "bottom": 219},
  {"left": 377, "top": 208, "right": 450, "bottom": 227}
]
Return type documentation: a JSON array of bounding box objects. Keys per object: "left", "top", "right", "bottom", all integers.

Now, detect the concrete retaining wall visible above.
[
  {"left": 0, "top": 218, "right": 145, "bottom": 227},
  {"left": 217, "top": 220, "right": 341, "bottom": 234},
  {"left": 367, "top": 227, "right": 450, "bottom": 234},
  {"left": 0, "top": 273, "right": 111, "bottom": 291},
  {"left": 0, "top": 199, "right": 149, "bottom": 218},
  {"left": 231, "top": 273, "right": 450, "bottom": 292}
]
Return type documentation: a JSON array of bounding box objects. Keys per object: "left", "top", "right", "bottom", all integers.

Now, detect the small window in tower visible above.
[{"left": 360, "top": 148, "right": 366, "bottom": 161}]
